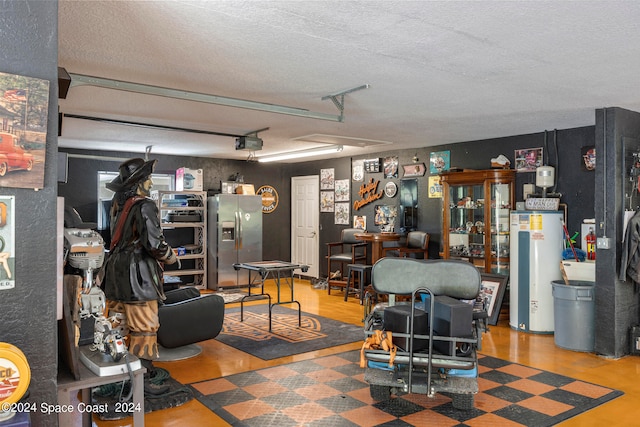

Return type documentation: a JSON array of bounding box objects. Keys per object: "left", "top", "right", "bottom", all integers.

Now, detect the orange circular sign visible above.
[
  {"left": 0, "top": 343, "right": 30, "bottom": 406},
  {"left": 256, "top": 185, "right": 278, "bottom": 214}
]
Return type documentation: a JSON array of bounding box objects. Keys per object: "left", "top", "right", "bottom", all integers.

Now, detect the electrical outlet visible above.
[{"left": 597, "top": 237, "right": 611, "bottom": 249}]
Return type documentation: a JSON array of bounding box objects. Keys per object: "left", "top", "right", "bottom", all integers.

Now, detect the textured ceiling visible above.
[{"left": 58, "top": 1, "right": 640, "bottom": 163}]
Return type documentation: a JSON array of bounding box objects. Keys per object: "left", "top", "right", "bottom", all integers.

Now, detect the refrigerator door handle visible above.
[
  {"left": 234, "top": 211, "right": 240, "bottom": 250},
  {"left": 237, "top": 210, "right": 243, "bottom": 249}
]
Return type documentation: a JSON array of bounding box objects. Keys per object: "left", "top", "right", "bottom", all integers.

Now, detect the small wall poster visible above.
[
  {"left": 374, "top": 204, "right": 398, "bottom": 232},
  {"left": 320, "top": 191, "right": 334, "bottom": 212},
  {"left": 428, "top": 176, "right": 442, "bottom": 198},
  {"left": 364, "top": 158, "right": 380, "bottom": 173},
  {"left": 335, "top": 202, "right": 350, "bottom": 225},
  {"left": 320, "top": 168, "right": 335, "bottom": 189},
  {"left": 582, "top": 146, "right": 595, "bottom": 171},
  {"left": 383, "top": 156, "right": 399, "bottom": 178},
  {"left": 514, "top": 147, "right": 543, "bottom": 172},
  {"left": 0, "top": 196, "right": 16, "bottom": 290},
  {"left": 0, "top": 72, "right": 50, "bottom": 189},
  {"left": 430, "top": 151, "right": 450, "bottom": 173},
  {"left": 353, "top": 215, "right": 366, "bottom": 230},
  {"left": 335, "top": 179, "right": 350, "bottom": 202}
]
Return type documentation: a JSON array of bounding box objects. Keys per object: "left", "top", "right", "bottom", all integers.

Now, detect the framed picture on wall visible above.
[
  {"left": 514, "top": 147, "right": 543, "bottom": 172},
  {"left": 383, "top": 156, "right": 399, "bottom": 178},
  {"left": 429, "top": 151, "right": 450, "bottom": 173},
  {"left": 480, "top": 273, "right": 508, "bottom": 325},
  {"left": 335, "top": 179, "right": 350, "bottom": 202},
  {"left": 582, "top": 146, "right": 595, "bottom": 171},
  {"left": 364, "top": 158, "right": 380, "bottom": 173},
  {"left": 320, "top": 191, "right": 334, "bottom": 212},
  {"left": 335, "top": 202, "right": 350, "bottom": 225},
  {"left": 428, "top": 176, "right": 442, "bottom": 198},
  {"left": 320, "top": 168, "right": 335, "bottom": 189},
  {"left": 374, "top": 204, "right": 398, "bottom": 232},
  {"left": 0, "top": 72, "right": 49, "bottom": 189}
]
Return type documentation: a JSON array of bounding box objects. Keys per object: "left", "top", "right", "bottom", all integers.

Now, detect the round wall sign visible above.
[
  {"left": 0, "top": 342, "right": 31, "bottom": 408},
  {"left": 256, "top": 185, "right": 279, "bottom": 214},
  {"left": 384, "top": 181, "right": 397, "bottom": 198}
]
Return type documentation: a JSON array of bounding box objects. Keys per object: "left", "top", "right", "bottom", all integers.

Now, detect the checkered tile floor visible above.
[{"left": 190, "top": 350, "right": 622, "bottom": 426}]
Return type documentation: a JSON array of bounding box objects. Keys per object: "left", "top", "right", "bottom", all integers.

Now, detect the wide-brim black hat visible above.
[{"left": 107, "top": 158, "right": 157, "bottom": 192}]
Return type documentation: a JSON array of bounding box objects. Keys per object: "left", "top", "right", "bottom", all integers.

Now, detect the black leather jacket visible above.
[
  {"left": 621, "top": 211, "right": 640, "bottom": 284},
  {"left": 102, "top": 197, "right": 173, "bottom": 302}
]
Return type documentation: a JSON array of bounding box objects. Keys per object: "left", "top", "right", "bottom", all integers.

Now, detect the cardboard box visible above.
[
  {"left": 235, "top": 184, "right": 255, "bottom": 195},
  {"left": 176, "top": 167, "right": 203, "bottom": 191},
  {"left": 561, "top": 260, "right": 595, "bottom": 282}
]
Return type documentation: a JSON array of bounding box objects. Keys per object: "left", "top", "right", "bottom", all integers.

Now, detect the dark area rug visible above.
[
  {"left": 190, "top": 350, "right": 623, "bottom": 427},
  {"left": 216, "top": 305, "right": 364, "bottom": 360},
  {"left": 93, "top": 368, "right": 194, "bottom": 420}
]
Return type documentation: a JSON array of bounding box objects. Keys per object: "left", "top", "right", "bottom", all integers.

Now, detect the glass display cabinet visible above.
[{"left": 440, "top": 169, "right": 515, "bottom": 274}]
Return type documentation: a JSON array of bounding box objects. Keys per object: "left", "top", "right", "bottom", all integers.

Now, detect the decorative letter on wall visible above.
[{"left": 353, "top": 178, "right": 384, "bottom": 211}]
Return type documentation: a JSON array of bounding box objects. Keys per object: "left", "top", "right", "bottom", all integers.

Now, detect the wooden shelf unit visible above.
[{"left": 440, "top": 169, "right": 515, "bottom": 275}]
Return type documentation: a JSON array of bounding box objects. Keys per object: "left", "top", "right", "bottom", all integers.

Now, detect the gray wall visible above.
[
  {"left": 595, "top": 107, "right": 640, "bottom": 357},
  {"left": 290, "top": 126, "right": 596, "bottom": 273},
  {"left": 59, "top": 149, "right": 292, "bottom": 262},
  {"left": 64, "top": 126, "right": 596, "bottom": 281},
  {"left": 62, "top": 127, "right": 597, "bottom": 277},
  {"left": 0, "top": 2, "right": 59, "bottom": 426}
]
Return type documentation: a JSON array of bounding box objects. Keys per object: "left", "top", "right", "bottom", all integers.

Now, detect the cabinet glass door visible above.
[
  {"left": 448, "top": 183, "right": 485, "bottom": 269},
  {"left": 491, "top": 183, "right": 511, "bottom": 274}
]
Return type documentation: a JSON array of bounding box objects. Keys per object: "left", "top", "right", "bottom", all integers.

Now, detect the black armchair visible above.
[
  {"left": 326, "top": 228, "right": 367, "bottom": 296},
  {"left": 382, "top": 231, "right": 429, "bottom": 259},
  {"left": 157, "top": 287, "right": 225, "bottom": 359}
]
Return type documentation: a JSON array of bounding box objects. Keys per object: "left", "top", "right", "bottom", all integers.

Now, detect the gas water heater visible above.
[{"left": 509, "top": 210, "right": 563, "bottom": 333}]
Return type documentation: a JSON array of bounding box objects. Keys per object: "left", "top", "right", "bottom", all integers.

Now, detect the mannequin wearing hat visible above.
[{"left": 100, "top": 158, "right": 177, "bottom": 393}]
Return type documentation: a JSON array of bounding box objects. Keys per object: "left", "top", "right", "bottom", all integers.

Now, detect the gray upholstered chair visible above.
[
  {"left": 326, "top": 228, "right": 368, "bottom": 296},
  {"left": 382, "top": 231, "right": 429, "bottom": 259}
]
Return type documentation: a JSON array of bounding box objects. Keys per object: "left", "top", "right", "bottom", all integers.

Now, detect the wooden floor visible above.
[{"left": 84, "top": 279, "right": 640, "bottom": 427}]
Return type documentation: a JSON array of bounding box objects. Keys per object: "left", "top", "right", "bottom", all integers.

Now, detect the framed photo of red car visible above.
[{"left": 0, "top": 71, "right": 49, "bottom": 189}]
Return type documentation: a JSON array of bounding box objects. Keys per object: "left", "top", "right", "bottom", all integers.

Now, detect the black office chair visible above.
[
  {"left": 326, "top": 228, "right": 368, "bottom": 297},
  {"left": 156, "top": 288, "right": 225, "bottom": 360}
]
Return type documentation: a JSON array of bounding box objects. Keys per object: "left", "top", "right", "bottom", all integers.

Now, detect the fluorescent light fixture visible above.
[{"left": 258, "top": 145, "right": 344, "bottom": 163}]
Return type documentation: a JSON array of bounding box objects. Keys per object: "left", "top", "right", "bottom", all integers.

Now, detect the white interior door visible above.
[{"left": 291, "top": 175, "right": 319, "bottom": 278}]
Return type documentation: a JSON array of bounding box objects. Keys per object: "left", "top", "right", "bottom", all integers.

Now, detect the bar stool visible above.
[{"left": 345, "top": 264, "right": 372, "bottom": 304}]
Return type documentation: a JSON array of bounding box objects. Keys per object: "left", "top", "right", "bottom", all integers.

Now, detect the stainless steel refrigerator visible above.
[{"left": 207, "top": 194, "right": 263, "bottom": 289}]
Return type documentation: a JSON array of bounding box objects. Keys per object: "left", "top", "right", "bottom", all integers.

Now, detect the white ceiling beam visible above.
[{"left": 68, "top": 73, "right": 367, "bottom": 123}]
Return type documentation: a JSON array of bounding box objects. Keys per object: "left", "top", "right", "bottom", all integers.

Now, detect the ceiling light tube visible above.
[{"left": 258, "top": 145, "right": 343, "bottom": 163}]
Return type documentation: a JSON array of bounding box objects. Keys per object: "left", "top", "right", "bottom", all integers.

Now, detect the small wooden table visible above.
[{"left": 355, "top": 232, "right": 401, "bottom": 264}]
